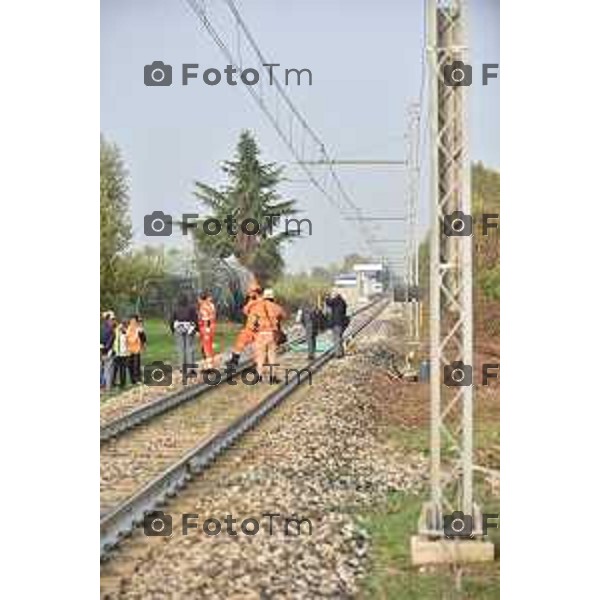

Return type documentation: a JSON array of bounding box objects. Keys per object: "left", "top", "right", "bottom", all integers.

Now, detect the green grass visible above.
[
  {"left": 140, "top": 318, "right": 176, "bottom": 364},
  {"left": 385, "top": 426, "right": 461, "bottom": 458},
  {"left": 474, "top": 422, "right": 500, "bottom": 453},
  {"left": 101, "top": 318, "right": 240, "bottom": 402},
  {"left": 359, "top": 491, "right": 500, "bottom": 600},
  {"left": 478, "top": 266, "right": 500, "bottom": 301},
  {"left": 141, "top": 318, "right": 239, "bottom": 364},
  {"left": 358, "top": 418, "right": 500, "bottom": 599}
]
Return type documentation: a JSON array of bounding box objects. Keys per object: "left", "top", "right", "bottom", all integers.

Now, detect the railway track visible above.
[
  {"left": 100, "top": 297, "right": 389, "bottom": 559},
  {"left": 101, "top": 352, "right": 319, "bottom": 513},
  {"left": 100, "top": 299, "right": 377, "bottom": 440}
]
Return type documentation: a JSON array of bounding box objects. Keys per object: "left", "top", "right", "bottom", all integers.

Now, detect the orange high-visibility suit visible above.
[
  {"left": 125, "top": 319, "right": 142, "bottom": 384},
  {"left": 231, "top": 295, "right": 261, "bottom": 354},
  {"left": 125, "top": 322, "right": 142, "bottom": 354},
  {"left": 198, "top": 298, "right": 217, "bottom": 368},
  {"left": 248, "top": 298, "right": 286, "bottom": 381}
]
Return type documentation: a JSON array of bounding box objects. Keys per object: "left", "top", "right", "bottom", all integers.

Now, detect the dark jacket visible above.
[
  {"left": 101, "top": 320, "right": 115, "bottom": 355},
  {"left": 170, "top": 304, "right": 198, "bottom": 332},
  {"left": 300, "top": 305, "right": 327, "bottom": 332},
  {"left": 325, "top": 295, "right": 348, "bottom": 327},
  {"left": 299, "top": 305, "right": 317, "bottom": 328}
]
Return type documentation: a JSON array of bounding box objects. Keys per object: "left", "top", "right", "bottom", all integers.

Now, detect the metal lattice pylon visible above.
[{"left": 420, "top": 0, "right": 478, "bottom": 536}]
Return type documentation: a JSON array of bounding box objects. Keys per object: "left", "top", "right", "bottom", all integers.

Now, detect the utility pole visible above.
[{"left": 411, "top": 0, "right": 493, "bottom": 564}]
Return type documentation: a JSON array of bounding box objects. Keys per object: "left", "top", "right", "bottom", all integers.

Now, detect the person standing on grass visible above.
[
  {"left": 325, "top": 291, "right": 348, "bottom": 358},
  {"left": 126, "top": 315, "right": 144, "bottom": 384},
  {"left": 198, "top": 292, "right": 217, "bottom": 370},
  {"left": 113, "top": 320, "right": 129, "bottom": 388},
  {"left": 171, "top": 295, "right": 198, "bottom": 377},
  {"left": 100, "top": 311, "right": 117, "bottom": 392}
]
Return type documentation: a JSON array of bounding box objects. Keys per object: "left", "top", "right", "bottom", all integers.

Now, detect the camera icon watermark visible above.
[
  {"left": 443, "top": 511, "right": 499, "bottom": 539},
  {"left": 443, "top": 212, "right": 499, "bottom": 237},
  {"left": 143, "top": 361, "right": 173, "bottom": 387},
  {"left": 443, "top": 210, "right": 473, "bottom": 236},
  {"left": 143, "top": 511, "right": 173, "bottom": 536},
  {"left": 442, "top": 362, "right": 499, "bottom": 387},
  {"left": 144, "top": 211, "right": 173, "bottom": 236},
  {"left": 442, "top": 62, "right": 498, "bottom": 87},
  {"left": 443, "top": 60, "right": 472, "bottom": 87},
  {"left": 144, "top": 61, "right": 173, "bottom": 86},
  {"left": 443, "top": 511, "right": 474, "bottom": 538},
  {"left": 443, "top": 360, "right": 473, "bottom": 387}
]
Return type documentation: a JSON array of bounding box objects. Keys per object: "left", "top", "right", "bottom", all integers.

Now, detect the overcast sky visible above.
[{"left": 101, "top": 0, "right": 499, "bottom": 273}]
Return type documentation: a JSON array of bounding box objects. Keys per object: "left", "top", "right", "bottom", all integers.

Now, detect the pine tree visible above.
[{"left": 192, "top": 130, "right": 298, "bottom": 285}]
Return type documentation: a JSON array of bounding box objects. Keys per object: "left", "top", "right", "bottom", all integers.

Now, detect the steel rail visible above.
[
  {"left": 101, "top": 356, "right": 253, "bottom": 442},
  {"left": 100, "top": 300, "right": 379, "bottom": 442},
  {"left": 100, "top": 297, "right": 389, "bottom": 558}
]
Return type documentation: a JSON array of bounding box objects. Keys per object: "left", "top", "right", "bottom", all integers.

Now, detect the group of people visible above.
[
  {"left": 100, "top": 312, "right": 147, "bottom": 391},
  {"left": 100, "top": 285, "right": 349, "bottom": 393},
  {"left": 225, "top": 286, "right": 349, "bottom": 380},
  {"left": 170, "top": 292, "right": 218, "bottom": 376},
  {"left": 171, "top": 286, "right": 288, "bottom": 384},
  {"left": 297, "top": 291, "right": 349, "bottom": 360}
]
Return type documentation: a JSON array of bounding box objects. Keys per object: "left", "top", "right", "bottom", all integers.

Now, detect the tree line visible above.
[{"left": 101, "top": 131, "right": 317, "bottom": 314}]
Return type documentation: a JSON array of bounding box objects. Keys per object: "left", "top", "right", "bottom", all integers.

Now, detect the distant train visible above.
[{"left": 333, "top": 263, "right": 388, "bottom": 300}]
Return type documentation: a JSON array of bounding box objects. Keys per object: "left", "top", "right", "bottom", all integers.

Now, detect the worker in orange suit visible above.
[
  {"left": 226, "top": 286, "right": 262, "bottom": 368},
  {"left": 197, "top": 292, "right": 217, "bottom": 369},
  {"left": 248, "top": 288, "right": 286, "bottom": 384},
  {"left": 125, "top": 315, "right": 144, "bottom": 384}
]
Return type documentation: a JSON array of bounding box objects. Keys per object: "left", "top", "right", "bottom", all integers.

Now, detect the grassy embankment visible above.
[
  {"left": 359, "top": 164, "right": 500, "bottom": 599},
  {"left": 358, "top": 394, "right": 500, "bottom": 599},
  {"left": 101, "top": 318, "right": 240, "bottom": 400}
]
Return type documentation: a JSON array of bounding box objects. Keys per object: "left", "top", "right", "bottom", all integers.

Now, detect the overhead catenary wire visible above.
[
  {"left": 181, "top": 0, "right": 380, "bottom": 255},
  {"left": 220, "top": 0, "right": 373, "bottom": 233}
]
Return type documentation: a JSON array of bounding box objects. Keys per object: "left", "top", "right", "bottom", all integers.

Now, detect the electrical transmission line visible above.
[{"left": 182, "top": 0, "right": 380, "bottom": 256}]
